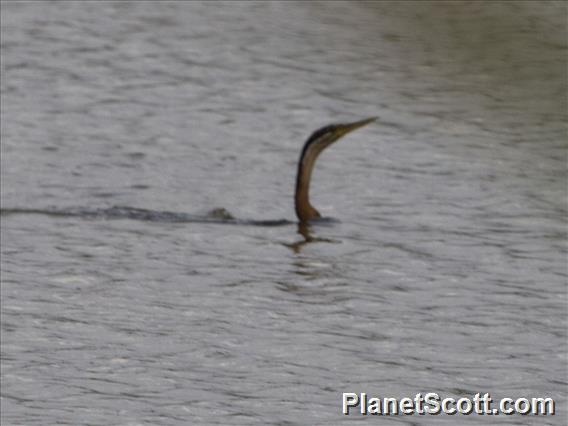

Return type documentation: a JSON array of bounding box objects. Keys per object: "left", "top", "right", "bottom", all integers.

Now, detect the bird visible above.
[
  {"left": 294, "top": 117, "right": 377, "bottom": 223},
  {"left": 0, "top": 117, "right": 377, "bottom": 229}
]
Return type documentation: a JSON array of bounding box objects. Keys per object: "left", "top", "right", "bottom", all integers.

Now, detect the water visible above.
[{"left": 1, "top": 1, "right": 566, "bottom": 425}]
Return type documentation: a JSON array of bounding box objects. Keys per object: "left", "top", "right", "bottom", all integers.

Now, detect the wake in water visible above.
[{"left": 0, "top": 206, "right": 293, "bottom": 227}]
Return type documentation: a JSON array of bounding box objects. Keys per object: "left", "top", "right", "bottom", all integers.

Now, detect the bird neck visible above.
[{"left": 295, "top": 144, "right": 322, "bottom": 223}]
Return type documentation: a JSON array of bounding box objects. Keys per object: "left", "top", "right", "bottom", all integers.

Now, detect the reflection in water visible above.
[{"left": 284, "top": 222, "right": 338, "bottom": 254}]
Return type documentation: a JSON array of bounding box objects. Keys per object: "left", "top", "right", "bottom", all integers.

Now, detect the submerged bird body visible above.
[{"left": 294, "top": 117, "right": 376, "bottom": 223}]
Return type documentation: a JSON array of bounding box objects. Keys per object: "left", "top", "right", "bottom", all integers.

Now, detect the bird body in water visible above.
[{"left": 294, "top": 117, "right": 377, "bottom": 223}]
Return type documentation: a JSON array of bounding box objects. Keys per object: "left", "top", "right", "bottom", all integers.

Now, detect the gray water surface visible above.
[{"left": 1, "top": 1, "right": 566, "bottom": 425}]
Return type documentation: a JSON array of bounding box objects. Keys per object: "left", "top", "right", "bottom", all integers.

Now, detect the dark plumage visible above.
[{"left": 294, "top": 117, "right": 377, "bottom": 223}]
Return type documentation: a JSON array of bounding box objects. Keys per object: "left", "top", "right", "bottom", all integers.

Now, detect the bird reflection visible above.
[{"left": 284, "top": 221, "right": 337, "bottom": 253}]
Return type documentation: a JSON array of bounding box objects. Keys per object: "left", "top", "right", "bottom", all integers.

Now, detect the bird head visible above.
[{"left": 300, "top": 117, "right": 378, "bottom": 159}]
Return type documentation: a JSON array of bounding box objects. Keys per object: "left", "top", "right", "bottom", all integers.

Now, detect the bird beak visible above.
[{"left": 337, "top": 117, "right": 377, "bottom": 137}]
